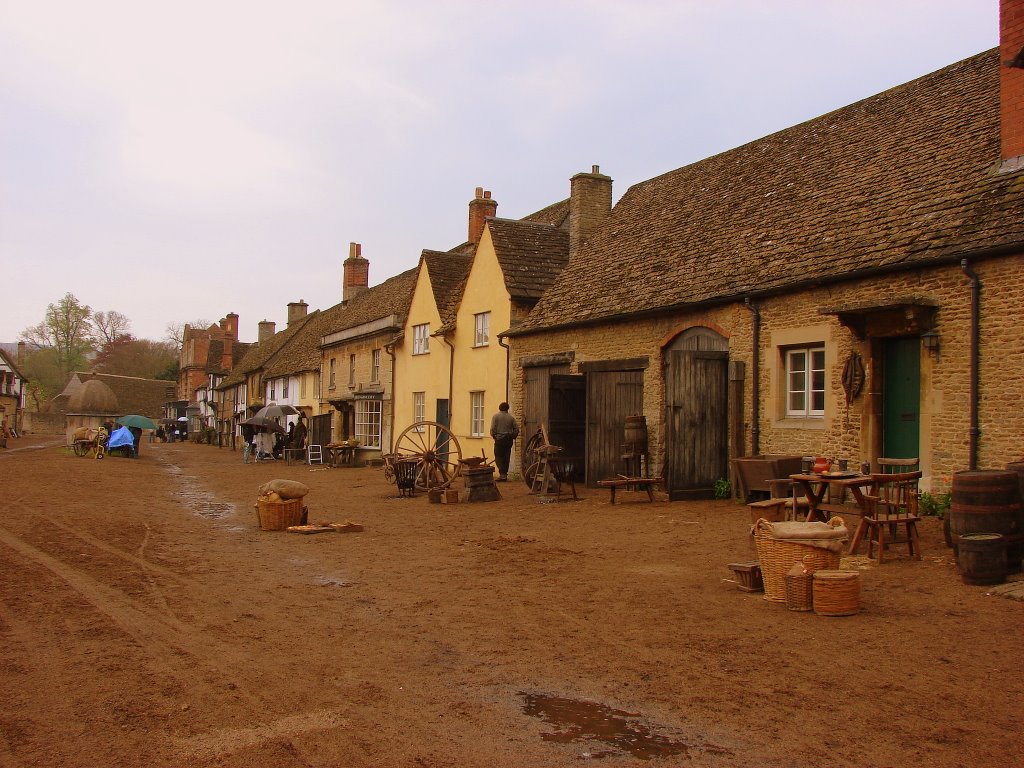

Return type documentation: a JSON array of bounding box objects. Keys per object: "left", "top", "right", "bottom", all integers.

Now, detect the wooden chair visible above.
[
  {"left": 858, "top": 470, "right": 923, "bottom": 563},
  {"left": 877, "top": 457, "right": 920, "bottom": 474}
]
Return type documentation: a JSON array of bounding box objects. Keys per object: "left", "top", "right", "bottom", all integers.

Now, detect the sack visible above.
[{"left": 258, "top": 479, "right": 310, "bottom": 500}]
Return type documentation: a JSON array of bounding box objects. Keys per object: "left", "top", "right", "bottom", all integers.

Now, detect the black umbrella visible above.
[
  {"left": 241, "top": 416, "right": 287, "bottom": 434},
  {"left": 253, "top": 403, "right": 300, "bottom": 420}
]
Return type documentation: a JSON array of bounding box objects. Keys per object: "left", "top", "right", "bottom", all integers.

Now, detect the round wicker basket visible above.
[{"left": 812, "top": 570, "right": 860, "bottom": 616}]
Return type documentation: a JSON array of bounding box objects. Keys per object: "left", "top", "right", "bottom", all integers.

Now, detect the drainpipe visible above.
[
  {"left": 441, "top": 333, "right": 455, "bottom": 428},
  {"left": 497, "top": 332, "right": 511, "bottom": 404},
  {"left": 961, "top": 259, "right": 981, "bottom": 470},
  {"left": 744, "top": 298, "right": 761, "bottom": 455},
  {"left": 384, "top": 341, "right": 397, "bottom": 451}
]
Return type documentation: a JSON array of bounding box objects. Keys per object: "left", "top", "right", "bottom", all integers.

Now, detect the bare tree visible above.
[
  {"left": 165, "top": 319, "right": 211, "bottom": 348},
  {"left": 92, "top": 310, "right": 132, "bottom": 344}
]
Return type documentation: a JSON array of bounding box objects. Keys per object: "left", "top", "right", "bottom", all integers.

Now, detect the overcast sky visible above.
[{"left": 1, "top": 1, "right": 999, "bottom": 345}]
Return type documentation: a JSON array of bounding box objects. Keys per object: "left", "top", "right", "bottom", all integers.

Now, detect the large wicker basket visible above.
[
  {"left": 257, "top": 498, "right": 305, "bottom": 531},
  {"left": 753, "top": 518, "right": 843, "bottom": 603}
]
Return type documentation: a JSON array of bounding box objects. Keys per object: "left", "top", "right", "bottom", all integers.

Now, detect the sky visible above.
[{"left": 1, "top": 1, "right": 999, "bottom": 345}]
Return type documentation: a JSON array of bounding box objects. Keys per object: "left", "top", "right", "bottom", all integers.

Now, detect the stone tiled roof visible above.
[
  {"left": 520, "top": 198, "right": 570, "bottom": 228},
  {"left": 515, "top": 50, "right": 1024, "bottom": 335},
  {"left": 422, "top": 250, "right": 473, "bottom": 326},
  {"left": 218, "top": 314, "right": 315, "bottom": 388},
  {"left": 266, "top": 268, "right": 418, "bottom": 375},
  {"left": 487, "top": 218, "right": 570, "bottom": 302}
]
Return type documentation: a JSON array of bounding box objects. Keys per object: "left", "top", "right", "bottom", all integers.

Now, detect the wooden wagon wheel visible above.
[
  {"left": 73, "top": 440, "right": 90, "bottom": 457},
  {"left": 521, "top": 427, "right": 546, "bottom": 488},
  {"left": 392, "top": 420, "right": 463, "bottom": 491}
]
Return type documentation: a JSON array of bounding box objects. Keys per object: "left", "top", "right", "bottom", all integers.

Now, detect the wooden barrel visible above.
[
  {"left": 949, "top": 470, "right": 1023, "bottom": 572},
  {"left": 623, "top": 416, "right": 648, "bottom": 452},
  {"left": 957, "top": 533, "right": 1007, "bottom": 586}
]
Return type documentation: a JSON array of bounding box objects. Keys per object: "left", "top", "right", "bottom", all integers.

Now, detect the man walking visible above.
[{"left": 489, "top": 402, "right": 519, "bottom": 481}]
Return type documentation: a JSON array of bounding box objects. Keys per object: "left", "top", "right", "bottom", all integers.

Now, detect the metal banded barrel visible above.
[
  {"left": 949, "top": 470, "right": 1023, "bottom": 573},
  {"left": 957, "top": 533, "right": 1007, "bottom": 586},
  {"left": 623, "top": 416, "right": 648, "bottom": 452}
]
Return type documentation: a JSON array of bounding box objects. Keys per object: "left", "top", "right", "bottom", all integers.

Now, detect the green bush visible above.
[
  {"left": 713, "top": 478, "right": 731, "bottom": 499},
  {"left": 918, "top": 490, "right": 951, "bottom": 518}
]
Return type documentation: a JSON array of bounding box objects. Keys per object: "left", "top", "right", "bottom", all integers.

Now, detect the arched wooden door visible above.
[{"left": 664, "top": 328, "right": 729, "bottom": 499}]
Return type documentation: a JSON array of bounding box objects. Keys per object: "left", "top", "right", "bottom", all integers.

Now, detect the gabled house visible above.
[
  {"left": 177, "top": 314, "right": 249, "bottom": 401},
  {"left": 391, "top": 187, "right": 576, "bottom": 470},
  {"left": 215, "top": 311, "right": 315, "bottom": 442},
  {"left": 317, "top": 259, "right": 418, "bottom": 456},
  {"left": 391, "top": 247, "right": 473, "bottom": 439},
  {"left": 508, "top": 5, "right": 1024, "bottom": 497},
  {"left": 0, "top": 347, "right": 27, "bottom": 437},
  {"left": 448, "top": 212, "right": 569, "bottom": 459}
]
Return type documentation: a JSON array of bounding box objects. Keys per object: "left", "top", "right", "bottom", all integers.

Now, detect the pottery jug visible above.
[{"left": 812, "top": 457, "right": 831, "bottom": 474}]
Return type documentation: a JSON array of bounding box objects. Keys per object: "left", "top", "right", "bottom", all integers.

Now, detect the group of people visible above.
[{"left": 242, "top": 415, "right": 307, "bottom": 464}]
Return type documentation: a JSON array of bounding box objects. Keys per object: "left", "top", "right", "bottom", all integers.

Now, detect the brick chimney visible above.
[
  {"left": 219, "top": 313, "right": 239, "bottom": 341},
  {"left": 287, "top": 300, "right": 309, "bottom": 327},
  {"left": 16, "top": 341, "right": 26, "bottom": 366},
  {"left": 343, "top": 242, "right": 369, "bottom": 302},
  {"left": 257, "top": 320, "right": 276, "bottom": 343},
  {"left": 1002, "top": 0, "right": 1024, "bottom": 169},
  {"left": 468, "top": 187, "right": 497, "bottom": 245},
  {"left": 569, "top": 165, "right": 612, "bottom": 260}
]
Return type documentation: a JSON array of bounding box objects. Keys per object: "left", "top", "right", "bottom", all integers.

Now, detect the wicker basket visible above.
[
  {"left": 783, "top": 556, "right": 817, "bottom": 611},
  {"left": 753, "top": 518, "right": 843, "bottom": 603},
  {"left": 257, "top": 498, "right": 305, "bottom": 531},
  {"left": 813, "top": 570, "right": 860, "bottom": 616}
]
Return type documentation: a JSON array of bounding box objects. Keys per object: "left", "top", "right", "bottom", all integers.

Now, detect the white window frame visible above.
[
  {"left": 470, "top": 391, "right": 485, "bottom": 437},
  {"left": 785, "top": 346, "right": 826, "bottom": 417},
  {"left": 413, "top": 392, "right": 425, "bottom": 432},
  {"left": 269, "top": 380, "right": 276, "bottom": 401},
  {"left": 413, "top": 323, "right": 430, "bottom": 355},
  {"left": 473, "top": 312, "right": 490, "bottom": 347},
  {"left": 282, "top": 377, "right": 289, "bottom": 399},
  {"left": 371, "top": 348, "right": 381, "bottom": 382},
  {"left": 355, "top": 400, "right": 382, "bottom": 448}
]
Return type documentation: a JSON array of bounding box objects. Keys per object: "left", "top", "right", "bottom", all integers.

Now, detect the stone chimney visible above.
[
  {"left": 219, "top": 313, "right": 239, "bottom": 341},
  {"left": 257, "top": 320, "right": 276, "bottom": 343},
  {"left": 287, "top": 300, "right": 309, "bottom": 327},
  {"left": 569, "top": 165, "right": 612, "bottom": 260},
  {"left": 1002, "top": 0, "right": 1024, "bottom": 169},
  {"left": 16, "top": 341, "right": 26, "bottom": 366},
  {"left": 468, "top": 187, "right": 497, "bottom": 245},
  {"left": 343, "top": 242, "right": 369, "bottom": 302}
]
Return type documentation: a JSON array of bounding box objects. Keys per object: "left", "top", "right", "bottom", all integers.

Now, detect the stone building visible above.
[{"left": 507, "top": 9, "right": 1024, "bottom": 497}]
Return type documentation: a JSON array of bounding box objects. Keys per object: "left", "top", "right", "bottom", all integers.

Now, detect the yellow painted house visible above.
[
  {"left": 392, "top": 189, "right": 571, "bottom": 471},
  {"left": 391, "top": 249, "right": 473, "bottom": 441}
]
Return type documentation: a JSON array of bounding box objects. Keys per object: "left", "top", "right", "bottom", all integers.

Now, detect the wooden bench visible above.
[{"left": 597, "top": 476, "right": 663, "bottom": 503}]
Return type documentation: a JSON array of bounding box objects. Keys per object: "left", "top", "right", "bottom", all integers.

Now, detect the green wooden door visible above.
[{"left": 882, "top": 338, "right": 920, "bottom": 459}]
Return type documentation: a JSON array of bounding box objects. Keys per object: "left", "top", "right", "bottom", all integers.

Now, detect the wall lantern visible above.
[{"left": 921, "top": 329, "right": 940, "bottom": 357}]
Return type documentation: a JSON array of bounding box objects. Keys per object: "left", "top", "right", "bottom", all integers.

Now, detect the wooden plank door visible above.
[
  {"left": 586, "top": 370, "right": 643, "bottom": 486},
  {"left": 664, "top": 350, "right": 728, "bottom": 498},
  {"left": 882, "top": 337, "right": 920, "bottom": 459}
]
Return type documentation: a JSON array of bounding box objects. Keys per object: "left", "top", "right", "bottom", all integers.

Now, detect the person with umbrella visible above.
[{"left": 241, "top": 422, "right": 255, "bottom": 464}]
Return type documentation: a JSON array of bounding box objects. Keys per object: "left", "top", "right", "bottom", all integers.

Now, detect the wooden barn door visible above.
[
  {"left": 664, "top": 328, "right": 729, "bottom": 499},
  {"left": 586, "top": 370, "right": 643, "bottom": 485},
  {"left": 310, "top": 413, "right": 332, "bottom": 447}
]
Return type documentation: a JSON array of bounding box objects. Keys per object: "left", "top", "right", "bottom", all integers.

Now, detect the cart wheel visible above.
[
  {"left": 73, "top": 440, "right": 88, "bottom": 457},
  {"left": 521, "top": 429, "right": 545, "bottom": 487},
  {"left": 392, "top": 421, "right": 463, "bottom": 490},
  {"left": 383, "top": 461, "right": 396, "bottom": 484}
]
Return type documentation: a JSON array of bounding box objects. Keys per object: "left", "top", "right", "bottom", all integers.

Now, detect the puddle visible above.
[
  {"left": 520, "top": 692, "right": 689, "bottom": 760},
  {"left": 159, "top": 458, "right": 236, "bottom": 520}
]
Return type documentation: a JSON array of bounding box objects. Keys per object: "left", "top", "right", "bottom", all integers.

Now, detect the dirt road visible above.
[{"left": 1, "top": 436, "right": 1020, "bottom": 767}]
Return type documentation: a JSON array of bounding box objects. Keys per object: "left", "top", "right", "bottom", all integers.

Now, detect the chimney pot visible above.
[
  {"left": 475, "top": 186, "right": 483, "bottom": 198},
  {"left": 343, "top": 244, "right": 370, "bottom": 302}
]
